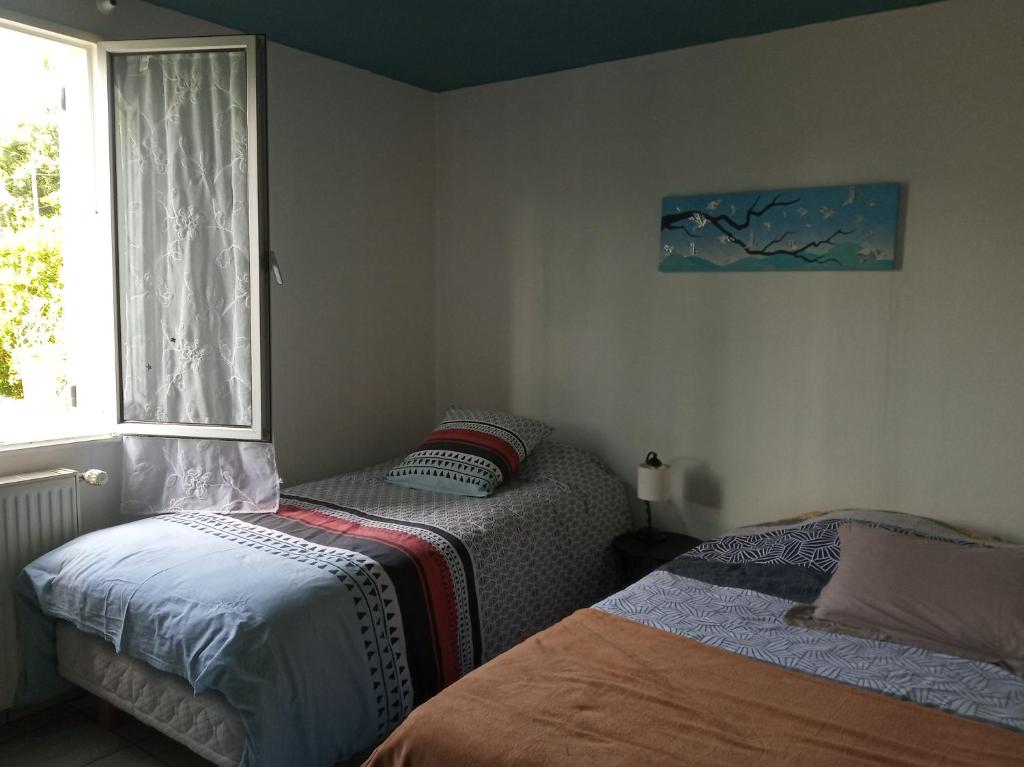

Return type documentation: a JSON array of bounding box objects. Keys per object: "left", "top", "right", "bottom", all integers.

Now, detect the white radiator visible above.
[{"left": 0, "top": 469, "right": 81, "bottom": 710}]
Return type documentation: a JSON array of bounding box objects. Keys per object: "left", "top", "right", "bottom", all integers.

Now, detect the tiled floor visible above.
[{"left": 0, "top": 696, "right": 214, "bottom": 767}]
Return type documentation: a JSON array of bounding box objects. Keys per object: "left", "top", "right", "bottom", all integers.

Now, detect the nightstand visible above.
[{"left": 613, "top": 531, "right": 702, "bottom": 584}]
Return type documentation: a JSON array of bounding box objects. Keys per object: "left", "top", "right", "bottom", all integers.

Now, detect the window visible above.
[
  {"left": 0, "top": 22, "right": 108, "bottom": 445},
  {"left": 0, "top": 18, "right": 269, "bottom": 447}
]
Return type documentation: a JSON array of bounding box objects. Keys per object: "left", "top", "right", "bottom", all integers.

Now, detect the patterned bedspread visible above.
[
  {"left": 16, "top": 441, "right": 630, "bottom": 767},
  {"left": 596, "top": 510, "right": 1024, "bottom": 733}
]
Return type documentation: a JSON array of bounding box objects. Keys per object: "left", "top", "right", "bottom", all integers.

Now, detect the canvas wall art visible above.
[{"left": 660, "top": 182, "right": 900, "bottom": 271}]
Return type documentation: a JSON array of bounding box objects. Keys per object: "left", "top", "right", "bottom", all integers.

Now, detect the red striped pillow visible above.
[{"left": 385, "top": 408, "right": 553, "bottom": 497}]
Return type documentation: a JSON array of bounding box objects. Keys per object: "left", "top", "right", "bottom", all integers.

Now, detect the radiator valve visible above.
[{"left": 81, "top": 469, "right": 109, "bottom": 486}]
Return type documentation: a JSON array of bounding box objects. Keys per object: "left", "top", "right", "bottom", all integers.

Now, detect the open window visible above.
[
  {"left": 0, "top": 19, "right": 107, "bottom": 446},
  {"left": 99, "top": 36, "right": 270, "bottom": 441},
  {"left": 0, "top": 22, "right": 270, "bottom": 448}
]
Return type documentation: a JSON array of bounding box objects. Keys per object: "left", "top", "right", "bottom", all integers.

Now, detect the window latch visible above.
[{"left": 270, "top": 250, "right": 284, "bottom": 286}]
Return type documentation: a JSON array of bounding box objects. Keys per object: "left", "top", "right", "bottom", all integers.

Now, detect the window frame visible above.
[{"left": 97, "top": 35, "right": 272, "bottom": 442}]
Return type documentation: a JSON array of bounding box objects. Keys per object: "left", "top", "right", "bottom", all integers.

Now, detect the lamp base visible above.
[{"left": 633, "top": 526, "right": 667, "bottom": 543}]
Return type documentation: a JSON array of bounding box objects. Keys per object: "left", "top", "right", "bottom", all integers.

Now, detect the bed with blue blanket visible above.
[
  {"left": 15, "top": 442, "right": 630, "bottom": 767},
  {"left": 364, "top": 509, "right": 1024, "bottom": 767}
]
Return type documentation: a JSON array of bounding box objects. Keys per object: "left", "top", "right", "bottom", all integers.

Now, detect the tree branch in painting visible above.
[
  {"left": 750, "top": 228, "right": 854, "bottom": 263},
  {"left": 661, "top": 193, "right": 850, "bottom": 265},
  {"left": 663, "top": 218, "right": 703, "bottom": 239}
]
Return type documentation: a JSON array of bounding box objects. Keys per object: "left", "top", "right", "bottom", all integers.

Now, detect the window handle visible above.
[{"left": 270, "top": 250, "right": 284, "bottom": 286}]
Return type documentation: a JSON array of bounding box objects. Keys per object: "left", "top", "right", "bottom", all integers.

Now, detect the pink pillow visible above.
[{"left": 786, "top": 523, "right": 1024, "bottom": 673}]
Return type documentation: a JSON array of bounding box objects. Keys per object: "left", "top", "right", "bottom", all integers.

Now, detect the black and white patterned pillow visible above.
[{"left": 385, "top": 408, "right": 553, "bottom": 497}]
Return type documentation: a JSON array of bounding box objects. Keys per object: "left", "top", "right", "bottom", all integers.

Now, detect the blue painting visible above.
[{"left": 660, "top": 183, "right": 900, "bottom": 272}]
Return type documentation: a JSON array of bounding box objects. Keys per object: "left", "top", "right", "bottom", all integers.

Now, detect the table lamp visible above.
[{"left": 636, "top": 451, "right": 669, "bottom": 542}]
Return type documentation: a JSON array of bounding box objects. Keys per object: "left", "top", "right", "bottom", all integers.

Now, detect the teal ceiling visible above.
[{"left": 144, "top": 0, "right": 940, "bottom": 92}]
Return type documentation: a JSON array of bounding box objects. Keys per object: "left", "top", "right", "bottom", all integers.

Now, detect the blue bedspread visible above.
[{"left": 17, "top": 513, "right": 403, "bottom": 766}]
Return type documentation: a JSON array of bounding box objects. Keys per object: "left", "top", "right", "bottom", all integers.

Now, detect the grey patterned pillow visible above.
[{"left": 385, "top": 408, "right": 553, "bottom": 497}]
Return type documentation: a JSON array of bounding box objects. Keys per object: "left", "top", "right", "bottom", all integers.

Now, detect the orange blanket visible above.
[{"left": 365, "top": 608, "right": 1024, "bottom": 766}]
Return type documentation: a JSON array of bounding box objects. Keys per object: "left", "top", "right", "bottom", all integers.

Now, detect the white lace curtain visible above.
[
  {"left": 112, "top": 50, "right": 252, "bottom": 426},
  {"left": 121, "top": 436, "right": 279, "bottom": 515}
]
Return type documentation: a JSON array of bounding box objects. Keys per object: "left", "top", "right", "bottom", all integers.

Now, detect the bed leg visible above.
[{"left": 93, "top": 697, "right": 121, "bottom": 729}]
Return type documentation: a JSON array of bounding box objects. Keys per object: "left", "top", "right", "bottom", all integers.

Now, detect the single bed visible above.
[
  {"left": 364, "top": 510, "right": 1024, "bottom": 766},
  {"left": 16, "top": 441, "right": 631, "bottom": 767}
]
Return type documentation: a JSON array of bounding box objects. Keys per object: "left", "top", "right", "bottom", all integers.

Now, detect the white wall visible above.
[
  {"left": 0, "top": 0, "right": 437, "bottom": 528},
  {"left": 265, "top": 43, "right": 435, "bottom": 486},
  {"left": 434, "top": 0, "right": 1024, "bottom": 540}
]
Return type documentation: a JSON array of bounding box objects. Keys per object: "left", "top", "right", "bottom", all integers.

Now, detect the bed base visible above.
[{"left": 56, "top": 622, "right": 243, "bottom": 767}]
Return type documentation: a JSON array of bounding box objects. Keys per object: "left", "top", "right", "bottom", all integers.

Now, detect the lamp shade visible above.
[{"left": 637, "top": 462, "right": 670, "bottom": 502}]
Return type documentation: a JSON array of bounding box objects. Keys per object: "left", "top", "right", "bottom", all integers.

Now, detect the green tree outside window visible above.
[{"left": 0, "top": 119, "right": 64, "bottom": 399}]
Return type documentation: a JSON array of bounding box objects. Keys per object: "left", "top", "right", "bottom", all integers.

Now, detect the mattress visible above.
[{"left": 56, "top": 621, "right": 243, "bottom": 767}]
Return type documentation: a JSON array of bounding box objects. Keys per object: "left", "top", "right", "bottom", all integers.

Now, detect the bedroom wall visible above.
[
  {"left": 0, "top": 0, "right": 437, "bottom": 530},
  {"left": 434, "top": 0, "right": 1024, "bottom": 540}
]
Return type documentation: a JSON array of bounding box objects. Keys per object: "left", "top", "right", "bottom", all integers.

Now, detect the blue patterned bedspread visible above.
[{"left": 595, "top": 510, "right": 1024, "bottom": 733}]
